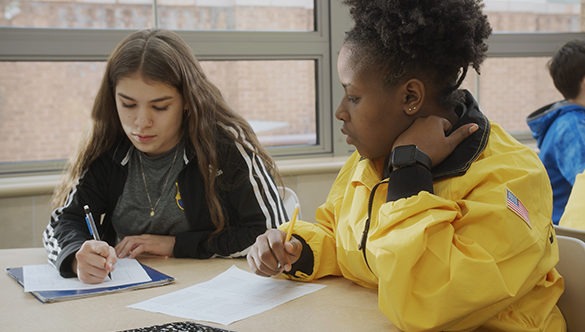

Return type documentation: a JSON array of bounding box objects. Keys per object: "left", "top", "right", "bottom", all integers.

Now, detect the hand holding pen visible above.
[
  {"left": 74, "top": 205, "right": 116, "bottom": 284},
  {"left": 246, "top": 204, "right": 302, "bottom": 277}
]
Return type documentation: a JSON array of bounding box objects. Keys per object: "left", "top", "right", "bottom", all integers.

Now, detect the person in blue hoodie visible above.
[{"left": 527, "top": 39, "right": 585, "bottom": 224}]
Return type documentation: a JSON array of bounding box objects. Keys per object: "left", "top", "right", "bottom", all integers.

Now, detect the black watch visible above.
[{"left": 390, "top": 145, "right": 432, "bottom": 171}]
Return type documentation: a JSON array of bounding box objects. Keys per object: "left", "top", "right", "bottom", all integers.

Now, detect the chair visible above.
[
  {"left": 278, "top": 186, "right": 302, "bottom": 220},
  {"left": 554, "top": 224, "right": 585, "bottom": 243},
  {"left": 555, "top": 235, "right": 585, "bottom": 331}
]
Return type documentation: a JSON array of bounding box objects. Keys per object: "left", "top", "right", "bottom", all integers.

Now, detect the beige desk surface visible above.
[{"left": 0, "top": 248, "right": 397, "bottom": 332}]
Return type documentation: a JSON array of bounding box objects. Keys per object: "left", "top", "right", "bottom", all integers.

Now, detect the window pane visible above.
[
  {"left": 0, "top": 62, "right": 101, "bottom": 163},
  {"left": 0, "top": 0, "right": 154, "bottom": 29},
  {"left": 461, "top": 57, "right": 563, "bottom": 136},
  {"left": 0, "top": 0, "right": 315, "bottom": 31},
  {"left": 485, "top": 0, "right": 581, "bottom": 33},
  {"left": 0, "top": 60, "right": 316, "bottom": 165},
  {"left": 200, "top": 60, "right": 317, "bottom": 147},
  {"left": 158, "top": 0, "right": 315, "bottom": 31}
]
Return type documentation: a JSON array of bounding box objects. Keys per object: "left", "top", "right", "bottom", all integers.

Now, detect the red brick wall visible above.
[{"left": 0, "top": 2, "right": 577, "bottom": 162}]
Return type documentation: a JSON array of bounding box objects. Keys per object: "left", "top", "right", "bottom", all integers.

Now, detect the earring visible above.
[{"left": 407, "top": 105, "right": 417, "bottom": 113}]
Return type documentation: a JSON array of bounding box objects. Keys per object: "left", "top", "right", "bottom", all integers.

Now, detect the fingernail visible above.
[{"left": 469, "top": 124, "right": 479, "bottom": 133}]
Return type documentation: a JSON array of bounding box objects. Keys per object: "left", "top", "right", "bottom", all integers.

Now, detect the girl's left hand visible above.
[{"left": 115, "top": 234, "right": 176, "bottom": 258}]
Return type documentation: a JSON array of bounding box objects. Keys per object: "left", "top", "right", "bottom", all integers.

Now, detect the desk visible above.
[{"left": 1, "top": 248, "right": 397, "bottom": 331}]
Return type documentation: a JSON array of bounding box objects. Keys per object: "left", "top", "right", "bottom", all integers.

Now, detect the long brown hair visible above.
[{"left": 52, "top": 29, "right": 279, "bottom": 234}]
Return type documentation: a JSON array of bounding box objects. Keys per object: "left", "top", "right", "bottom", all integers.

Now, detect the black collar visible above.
[{"left": 432, "top": 90, "right": 490, "bottom": 180}]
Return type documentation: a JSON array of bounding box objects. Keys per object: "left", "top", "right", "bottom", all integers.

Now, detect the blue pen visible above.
[{"left": 83, "top": 205, "right": 112, "bottom": 280}]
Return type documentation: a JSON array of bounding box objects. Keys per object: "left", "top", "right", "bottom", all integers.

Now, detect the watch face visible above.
[{"left": 392, "top": 145, "right": 417, "bottom": 168}]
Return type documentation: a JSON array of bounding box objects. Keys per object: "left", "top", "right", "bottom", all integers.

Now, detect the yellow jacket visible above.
[
  {"left": 559, "top": 171, "right": 585, "bottom": 230},
  {"left": 281, "top": 119, "right": 564, "bottom": 331}
]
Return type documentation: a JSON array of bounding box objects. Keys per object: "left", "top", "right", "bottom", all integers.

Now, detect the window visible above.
[
  {"left": 0, "top": 62, "right": 102, "bottom": 164},
  {"left": 485, "top": 0, "right": 581, "bottom": 33},
  {"left": 0, "top": 0, "right": 329, "bottom": 175},
  {"left": 462, "top": 57, "right": 563, "bottom": 137},
  {"left": 200, "top": 60, "right": 317, "bottom": 147},
  {"left": 0, "top": 60, "right": 317, "bottom": 164},
  {"left": 1, "top": 0, "right": 585, "bottom": 176},
  {"left": 1, "top": 0, "right": 315, "bottom": 31},
  {"left": 463, "top": 0, "right": 583, "bottom": 144},
  {"left": 157, "top": 0, "right": 315, "bottom": 31}
]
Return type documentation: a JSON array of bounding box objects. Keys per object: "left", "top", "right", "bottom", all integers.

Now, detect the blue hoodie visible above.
[{"left": 527, "top": 101, "right": 585, "bottom": 224}]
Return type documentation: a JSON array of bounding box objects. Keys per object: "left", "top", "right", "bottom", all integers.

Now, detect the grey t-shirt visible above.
[{"left": 112, "top": 141, "right": 189, "bottom": 242}]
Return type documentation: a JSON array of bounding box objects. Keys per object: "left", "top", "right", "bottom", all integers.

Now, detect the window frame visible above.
[
  {"left": 0, "top": 0, "right": 334, "bottom": 176},
  {"left": 471, "top": 32, "right": 585, "bottom": 145},
  {"left": 1, "top": 2, "right": 585, "bottom": 177}
]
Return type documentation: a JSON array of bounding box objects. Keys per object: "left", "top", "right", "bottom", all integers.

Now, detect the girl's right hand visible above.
[
  {"left": 247, "top": 229, "right": 302, "bottom": 277},
  {"left": 73, "top": 240, "right": 117, "bottom": 284}
]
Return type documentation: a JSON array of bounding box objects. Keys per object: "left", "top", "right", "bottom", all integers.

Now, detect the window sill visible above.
[
  {"left": 0, "top": 174, "right": 60, "bottom": 198},
  {"left": 277, "top": 156, "right": 347, "bottom": 176}
]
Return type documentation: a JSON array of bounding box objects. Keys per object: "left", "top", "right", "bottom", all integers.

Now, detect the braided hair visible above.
[{"left": 343, "top": 0, "right": 492, "bottom": 107}]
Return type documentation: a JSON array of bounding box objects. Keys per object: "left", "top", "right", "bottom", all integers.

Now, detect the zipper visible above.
[{"left": 359, "top": 179, "right": 388, "bottom": 273}]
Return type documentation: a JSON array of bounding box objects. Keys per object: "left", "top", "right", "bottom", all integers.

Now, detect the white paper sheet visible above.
[
  {"left": 128, "top": 265, "right": 326, "bottom": 325},
  {"left": 23, "top": 258, "right": 151, "bottom": 292}
]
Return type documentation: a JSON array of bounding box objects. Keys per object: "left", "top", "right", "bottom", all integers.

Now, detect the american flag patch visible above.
[{"left": 506, "top": 189, "right": 531, "bottom": 227}]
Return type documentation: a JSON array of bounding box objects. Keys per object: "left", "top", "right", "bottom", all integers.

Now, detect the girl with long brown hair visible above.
[{"left": 44, "top": 29, "right": 286, "bottom": 284}]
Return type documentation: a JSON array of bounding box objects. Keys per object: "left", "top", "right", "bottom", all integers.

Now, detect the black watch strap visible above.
[{"left": 390, "top": 145, "right": 432, "bottom": 171}]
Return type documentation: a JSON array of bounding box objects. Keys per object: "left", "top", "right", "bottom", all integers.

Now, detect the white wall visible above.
[{"left": 0, "top": 157, "right": 345, "bottom": 249}]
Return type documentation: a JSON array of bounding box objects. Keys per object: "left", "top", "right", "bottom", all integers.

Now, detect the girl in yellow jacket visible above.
[{"left": 247, "top": 0, "right": 565, "bottom": 331}]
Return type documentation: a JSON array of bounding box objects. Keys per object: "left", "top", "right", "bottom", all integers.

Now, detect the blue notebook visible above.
[{"left": 6, "top": 262, "right": 174, "bottom": 303}]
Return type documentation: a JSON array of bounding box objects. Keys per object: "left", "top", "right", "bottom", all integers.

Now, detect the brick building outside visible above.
[{"left": 0, "top": 0, "right": 579, "bottom": 163}]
